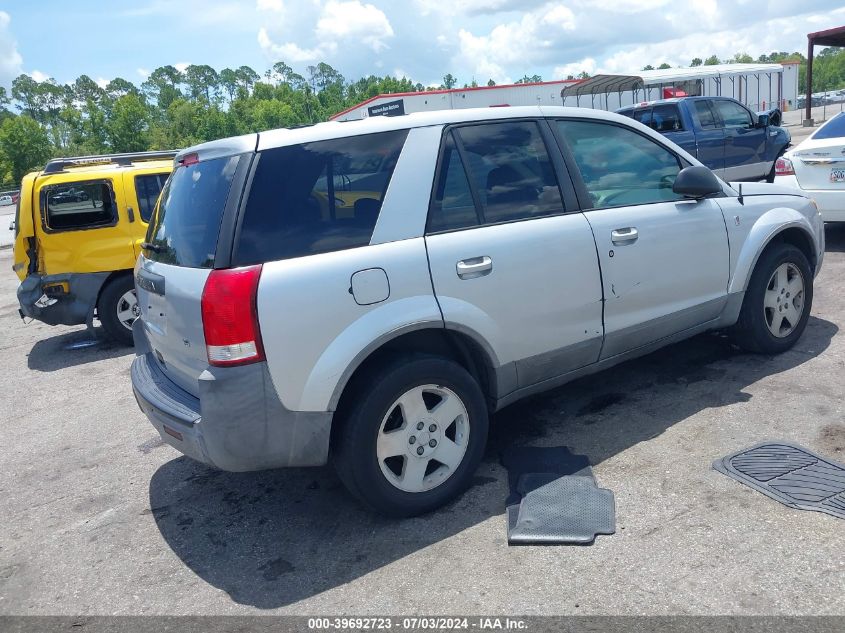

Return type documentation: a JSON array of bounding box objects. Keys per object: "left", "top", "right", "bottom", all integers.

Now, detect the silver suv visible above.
[{"left": 131, "top": 106, "right": 824, "bottom": 516}]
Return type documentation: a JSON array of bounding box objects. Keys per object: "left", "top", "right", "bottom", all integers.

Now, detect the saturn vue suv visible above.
[{"left": 131, "top": 106, "right": 824, "bottom": 516}]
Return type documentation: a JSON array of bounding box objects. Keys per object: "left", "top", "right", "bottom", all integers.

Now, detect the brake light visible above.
[
  {"left": 201, "top": 265, "right": 265, "bottom": 366},
  {"left": 180, "top": 152, "right": 199, "bottom": 166},
  {"left": 775, "top": 157, "right": 795, "bottom": 176}
]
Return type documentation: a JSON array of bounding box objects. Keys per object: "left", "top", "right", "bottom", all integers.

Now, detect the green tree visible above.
[
  {"left": 442, "top": 73, "right": 457, "bottom": 89},
  {"left": 658, "top": 63, "right": 671, "bottom": 69},
  {"left": 487, "top": 79, "right": 496, "bottom": 86},
  {"left": 704, "top": 55, "right": 720, "bottom": 65},
  {"left": 0, "top": 116, "right": 52, "bottom": 182},
  {"left": 690, "top": 57, "right": 703, "bottom": 67},
  {"left": 106, "top": 94, "right": 150, "bottom": 152},
  {"left": 642, "top": 65, "right": 655, "bottom": 71},
  {"left": 184, "top": 64, "right": 219, "bottom": 103}
]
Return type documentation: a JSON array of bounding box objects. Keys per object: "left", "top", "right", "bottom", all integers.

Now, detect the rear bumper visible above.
[
  {"left": 17, "top": 272, "right": 108, "bottom": 326},
  {"left": 131, "top": 337, "right": 333, "bottom": 471},
  {"left": 774, "top": 176, "right": 845, "bottom": 221}
]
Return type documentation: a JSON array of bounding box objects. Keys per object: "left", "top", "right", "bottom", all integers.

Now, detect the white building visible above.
[{"left": 331, "top": 63, "right": 800, "bottom": 122}]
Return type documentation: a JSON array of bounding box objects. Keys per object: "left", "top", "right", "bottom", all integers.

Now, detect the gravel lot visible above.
[{"left": 0, "top": 229, "right": 844, "bottom": 616}]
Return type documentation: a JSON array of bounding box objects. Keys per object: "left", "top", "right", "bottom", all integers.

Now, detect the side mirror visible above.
[
  {"left": 756, "top": 113, "right": 769, "bottom": 128},
  {"left": 673, "top": 166, "right": 722, "bottom": 199}
]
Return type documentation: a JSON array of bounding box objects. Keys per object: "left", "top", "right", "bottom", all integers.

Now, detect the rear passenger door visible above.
[
  {"left": 554, "top": 118, "right": 729, "bottom": 359},
  {"left": 425, "top": 120, "right": 604, "bottom": 391},
  {"left": 122, "top": 169, "right": 170, "bottom": 258}
]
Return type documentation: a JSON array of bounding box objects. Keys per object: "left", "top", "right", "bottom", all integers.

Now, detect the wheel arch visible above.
[
  {"left": 330, "top": 324, "right": 502, "bottom": 417},
  {"left": 94, "top": 268, "right": 134, "bottom": 312},
  {"left": 729, "top": 213, "right": 819, "bottom": 296}
]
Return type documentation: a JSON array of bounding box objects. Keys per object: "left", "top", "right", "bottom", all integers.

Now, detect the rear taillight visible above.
[
  {"left": 201, "top": 265, "right": 265, "bottom": 366},
  {"left": 775, "top": 157, "right": 795, "bottom": 176}
]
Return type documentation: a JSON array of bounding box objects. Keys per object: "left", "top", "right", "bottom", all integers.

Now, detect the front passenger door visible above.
[
  {"left": 554, "top": 119, "right": 730, "bottom": 359},
  {"left": 712, "top": 99, "right": 767, "bottom": 181}
]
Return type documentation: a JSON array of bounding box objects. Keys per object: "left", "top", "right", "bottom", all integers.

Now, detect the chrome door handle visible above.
[
  {"left": 611, "top": 227, "right": 638, "bottom": 245},
  {"left": 456, "top": 256, "right": 492, "bottom": 279}
]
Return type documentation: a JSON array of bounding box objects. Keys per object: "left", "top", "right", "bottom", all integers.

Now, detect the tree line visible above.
[{"left": 1, "top": 49, "right": 844, "bottom": 188}]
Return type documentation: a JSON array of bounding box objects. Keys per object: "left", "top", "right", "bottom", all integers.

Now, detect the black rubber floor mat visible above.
[
  {"left": 509, "top": 476, "right": 616, "bottom": 545},
  {"left": 714, "top": 442, "right": 845, "bottom": 519},
  {"left": 501, "top": 446, "right": 615, "bottom": 544}
]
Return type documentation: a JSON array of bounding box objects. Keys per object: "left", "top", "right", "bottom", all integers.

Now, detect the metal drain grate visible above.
[{"left": 714, "top": 442, "right": 845, "bottom": 520}]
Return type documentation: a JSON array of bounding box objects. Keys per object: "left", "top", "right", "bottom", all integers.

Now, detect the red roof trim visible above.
[
  {"left": 808, "top": 25, "right": 845, "bottom": 40},
  {"left": 329, "top": 79, "right": 582, "bottom": 120}
]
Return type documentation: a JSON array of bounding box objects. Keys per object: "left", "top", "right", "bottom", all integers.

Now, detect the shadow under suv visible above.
[{"left": 131, "top": 106, "right": 824, "bottom": 516}]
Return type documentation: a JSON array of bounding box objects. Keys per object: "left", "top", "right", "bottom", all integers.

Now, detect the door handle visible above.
[
  {"left": 456, "top": 256, "right": 492, "bottom": 279},
  {"left": 611, "top": 227, "right": 638, "bottom": 245}
]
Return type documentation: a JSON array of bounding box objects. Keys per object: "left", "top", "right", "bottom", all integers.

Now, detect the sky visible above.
[{"left": 0, "top": 0, "right": 844, "bottom": 92}]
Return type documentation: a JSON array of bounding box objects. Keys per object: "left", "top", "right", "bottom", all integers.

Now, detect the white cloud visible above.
[
  {"left": 258, "top": 0, "right": 394, "bottom": 64},
  {"left": 0, "top": 11, "right": 22, "bottom": 87},
  {"left": 174, "top": 62, "right": 191, "bottom": 73},
  {"left": 256, "top": 0, "right": 284, "bottom": 11},
  {"left": 95, "top": 77, "right": 109, "bottom": 89},
  {"left": 29, "top": 69, "right": 49, "bottom": 82},
  {"left": 137, "top": 67, "right": 150, "bottom": 79},
  {"left": 316, "top": 1, "right": 394, "bottom": 52},
  {"left": 553, "top": 58, "right": 597, "bottom": 79},
  {"left": 457, "top": 5, "right": 576, "bottom": 83}
]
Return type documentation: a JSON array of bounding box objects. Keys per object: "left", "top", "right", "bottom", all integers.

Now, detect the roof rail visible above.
[{"left": 42, "top": 150, "right": 179, "bottom": 175}]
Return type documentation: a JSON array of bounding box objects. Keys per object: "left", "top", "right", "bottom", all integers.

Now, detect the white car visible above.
[
  {"left": 775, "top": 112, "right": 845, "bottom": 221},
  {"left": 0, "top": 195, "right": 13, "bottom": 206}
]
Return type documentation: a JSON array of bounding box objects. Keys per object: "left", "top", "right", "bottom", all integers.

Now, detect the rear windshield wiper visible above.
[{"left": 141, "top": 242, "right": 165, "bottom": 253}]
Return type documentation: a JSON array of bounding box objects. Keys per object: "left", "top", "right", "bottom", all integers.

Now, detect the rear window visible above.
[
  {"left": 651, "top": 105, "right": 683, "bottom": 132},
  {"left": 144, "top": 155, "right": 240, "bottom": 268},
  {"left": 234, "top": 130, "right": 408, "bottom": 266},
  {"left": 813, "top": 113, "right": 845, "bottom": 140}
]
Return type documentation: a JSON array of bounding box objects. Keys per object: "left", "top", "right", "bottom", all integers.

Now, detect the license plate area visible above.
[{"left": 831, "top": 168, "right": 845, "bottom": 183}]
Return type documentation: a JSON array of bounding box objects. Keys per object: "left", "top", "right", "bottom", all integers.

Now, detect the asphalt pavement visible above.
[{"left": 0, "top": 231, "right": 844, "bottom": 615}]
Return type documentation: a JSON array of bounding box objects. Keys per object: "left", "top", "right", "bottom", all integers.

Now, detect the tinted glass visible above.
[
  {"left": 693, "top": 100, "right": 718, "bottom": 128},
  {"left": 135, "top": 173, "right": 169, "bottom": 222},
  {"left": 557, "top": 120, "right": 684, "bottom": 208},
  {"left": 428, "top": 132, "right": 479, "bottom": 232},
  {"left": 813, "top": 112, "right": 845, "bottom": 140},
  {"left": 145, "top": 155, "right": 240, "bottom": 268},
  {"left": 714, "top": 100, "right": 752, "bottom": 128},
  {"left": 43, "top": 181, "right": 116, "bottom": 231},
  {"left": 631, "top": 108, "right": 653, "bottom": 127},
  {"left": 651, "top": 105, "right": 683, "bottom": 132},
  {"left": 454, "top": 121, "right": 563, "bottom": 224},
  {"left": 235, "top": 130, "right": 407, "bottom": 265}
]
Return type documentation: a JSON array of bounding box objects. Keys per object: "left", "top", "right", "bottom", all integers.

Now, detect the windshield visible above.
[{"left": 144, "top": 155, "right": 240, "bottom": 268}]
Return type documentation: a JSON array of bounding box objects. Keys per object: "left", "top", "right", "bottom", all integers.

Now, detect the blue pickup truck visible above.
[{"left": 617, "top": 96, "right": 790, "bottom": 182}]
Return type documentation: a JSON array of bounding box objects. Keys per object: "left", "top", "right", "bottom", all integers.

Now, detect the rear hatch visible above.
[
  {"left": 136, "top": 141, "right": 253, "bottom": 396},
  {"left": 792, "top": 115, "right": 845, "bottom": 191}
]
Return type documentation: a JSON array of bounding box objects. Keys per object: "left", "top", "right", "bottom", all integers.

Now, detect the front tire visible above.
[
  {"left": 333, "top": 355, "right": 488, "bottom": 517},
  {"left": 97, "top": 275, "right": 138, "bottom": 346},
  {"left": 733, "top": 243, "right": 813, "bottom": 354}
]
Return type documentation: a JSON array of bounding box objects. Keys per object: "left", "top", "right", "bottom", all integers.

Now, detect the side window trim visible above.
[
  {"left": 551, "top": 117, "right": 687, "bottom": 212},
  {"left": 38, "top": 178, "right": 118, "bottom": 234}
]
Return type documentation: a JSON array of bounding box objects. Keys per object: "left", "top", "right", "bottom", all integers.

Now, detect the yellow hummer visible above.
[{"left": 12, "top": 151, "right": 175, "bottom": 344}]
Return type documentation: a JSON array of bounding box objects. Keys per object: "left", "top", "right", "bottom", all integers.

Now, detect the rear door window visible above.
[
  {"left": 427, "top": 132, "right": 480, "bottom": 232},
  {"left": 135, "top": 173, "right": 169, "bottom": 222},
  {"left": 651, "top": 105, "right": 684, "bottom": 132},
  {"left": 693, "top": 100, "right": 719, "bottom": 128},
  {"left": 631, "top": 108, "right": 653, "bottom": 128},
  {"left": 41, "top": 180, "right": 117, "bottom": 232},
  {"left": 144, "top": 155, "right": 241, "bottom": 268},
  {"left": 234, "top": 130, "right": 408, "bottom": 266}
]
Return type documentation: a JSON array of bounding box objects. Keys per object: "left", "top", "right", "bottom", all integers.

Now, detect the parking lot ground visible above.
[{"left": 1, "top": 229, "right": 844, "bottom": 616}]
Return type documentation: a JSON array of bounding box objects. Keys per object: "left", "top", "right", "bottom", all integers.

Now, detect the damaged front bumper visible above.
[{"left": 17, "top": 272, "right": 109, "bottom": 326}]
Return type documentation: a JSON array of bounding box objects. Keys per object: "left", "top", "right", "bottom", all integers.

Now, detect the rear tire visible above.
[
  {"left": 333, "top": 355, "right": 488, "bottom": 517},
  {"left": 733, "top": 243, "right": 813, "bottom": 354},
  {"left": 97, "top": 275, "right": 138, "bottom": 346}
]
